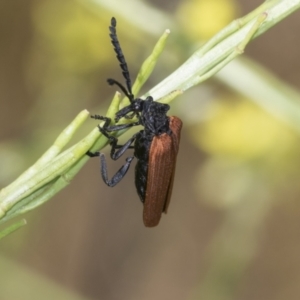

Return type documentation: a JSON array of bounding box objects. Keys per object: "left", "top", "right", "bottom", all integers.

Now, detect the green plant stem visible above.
[
  {"left": 0, "top": 110, "right": 90, "bottom": 199},
  {"left": 149, "top": 0, "right": 300, "bottom": 100},
  {"left": 188, "top": 13, "right": 267, "bottom": 88}
]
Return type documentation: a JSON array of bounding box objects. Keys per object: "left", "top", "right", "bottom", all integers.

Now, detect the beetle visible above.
[{"left": 89, "top": 17, "right": 182, "bottom": 227}]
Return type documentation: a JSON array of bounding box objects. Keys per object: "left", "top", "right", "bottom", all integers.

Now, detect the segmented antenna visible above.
[{"left": 108, "top": 17, "right": 134, "bottom": 102}]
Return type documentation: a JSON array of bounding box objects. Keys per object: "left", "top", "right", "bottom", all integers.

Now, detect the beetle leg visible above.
[
  {"left": 87, "top": 116, "right": 139, "bottom": 158},
  {"left": 100, "top": 154, "right": 134, "bottom": 187},
  {"left": 91, "top": 115, "right": 111, "bottom": 127},
  {"left": 87, "top": 132, "right": 135, "bottom": 159},
  {"left": 86, "top": 151, "right": 100, "bottom": 158},
  {"left": 96, "top": 118, "right": 139, "bottom": 157},
  {"left": 90, "top": 133, "right": 137, "bottom": 185},
  {"left": 91, "top": 114, "right": 140, "bottom": 133},
  {"left": 106, "top": 122, "right": 140, "bottom": 132},
  {"left": 109, "top": 132, "right": 138, "bottom": 160}
]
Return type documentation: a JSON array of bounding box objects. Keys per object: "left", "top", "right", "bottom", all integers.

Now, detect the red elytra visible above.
[{"left": 143, "top": 116, "right": 182, "bottom": 227}]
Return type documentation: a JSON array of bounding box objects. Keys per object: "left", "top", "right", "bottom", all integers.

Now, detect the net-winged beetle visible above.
[{"left": 89, "top": 17, "right": 182, "bottom": 227}]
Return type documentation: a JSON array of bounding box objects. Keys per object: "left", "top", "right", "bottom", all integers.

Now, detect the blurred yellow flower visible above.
[
  {"left": 177, "top": 0, "right": 239, "bottom": 40},
  {"left": 32, "top": 0, "right": 111, "bottom": 73},
  {"left": 190, "top": 98, "right": 298, "bottom": 162},
  {"left": 191, "top": 98, "right": 300, "bottom": 208}
]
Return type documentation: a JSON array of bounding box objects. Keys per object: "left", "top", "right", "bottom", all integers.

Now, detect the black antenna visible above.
[{"left": 108, "top": 17, "right": 134, "bottom": 102}]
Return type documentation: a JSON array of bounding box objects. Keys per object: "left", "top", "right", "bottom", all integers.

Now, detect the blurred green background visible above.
[{"left": 1, "top": 0, "right": 300, "bottom": 299}]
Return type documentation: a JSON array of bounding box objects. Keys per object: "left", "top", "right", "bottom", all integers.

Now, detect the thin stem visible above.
[
  {"left": 0, "top": 219, "right": 26, "bottom": 240},
  {"left": 148, "top": 0, "right": 300, "bottom": 100}
]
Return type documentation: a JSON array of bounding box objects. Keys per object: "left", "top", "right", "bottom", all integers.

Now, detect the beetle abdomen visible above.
[{"left": 134, "top": 131, "right": 152, "bottom": 203}]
